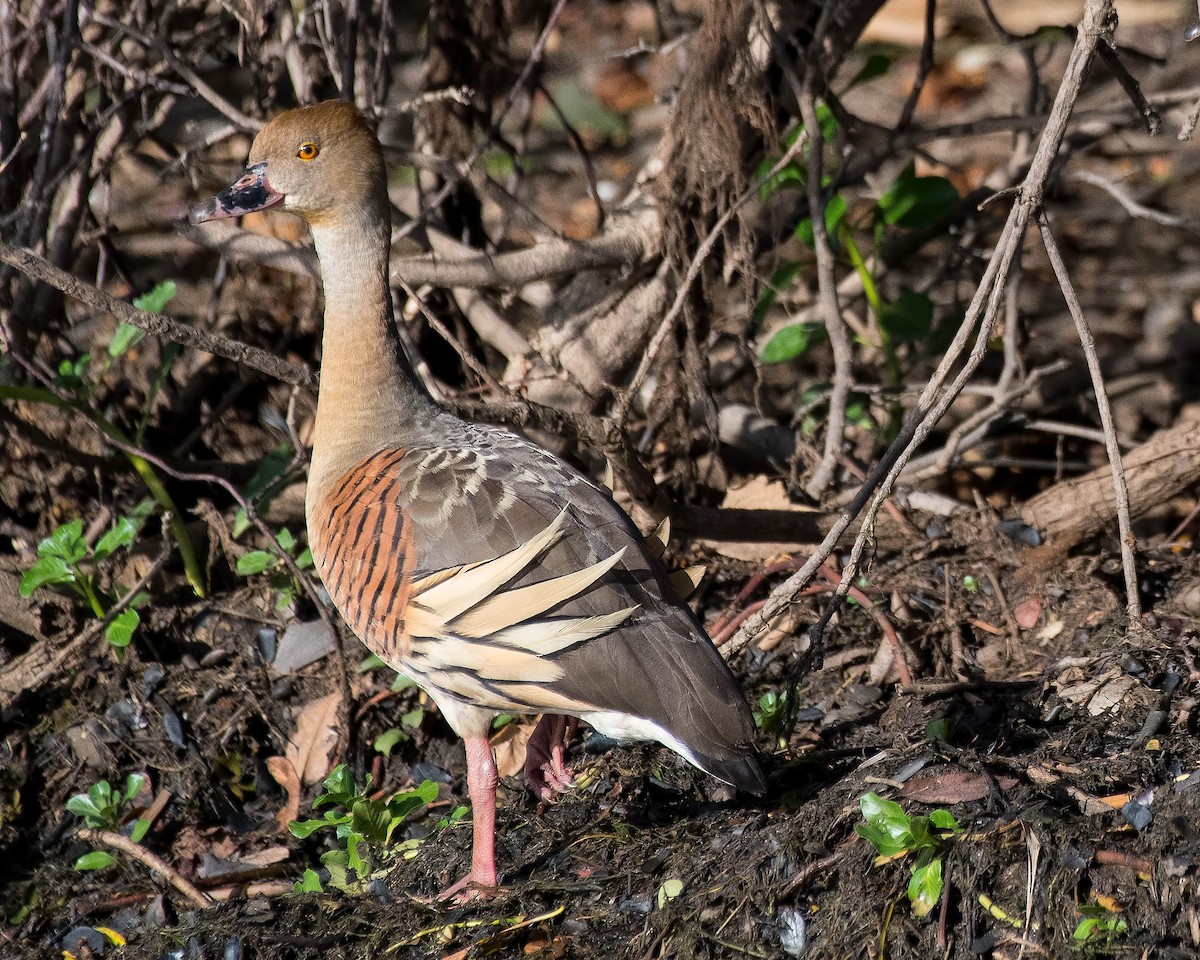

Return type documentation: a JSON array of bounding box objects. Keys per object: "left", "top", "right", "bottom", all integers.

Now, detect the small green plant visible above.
[
  {"left": 856, "top": 792, "right": 962, "bottom": 918},
  {"left": 237, "top": 527, "right": 313, "bottom": 610},
  {"left": 66, "top": 774, "right": 150, "bottom": 870},
  {"left": 21, "top": 507, "right": 155, "bottom": 648},
  {"left": 753, "top": 689, "right": 791, "bottom": 743},
  {"left": 289, "top": 764, "right": 452, "bottom": 893},
  {"left": 1073, "top": 902, "right": 1128, "bottom": 942},
  {"left": 754, "top": 86, "right": 962, "bottom": 439},
  {"left": 0, "top": 280, "right": 204, "bottom": 597}
]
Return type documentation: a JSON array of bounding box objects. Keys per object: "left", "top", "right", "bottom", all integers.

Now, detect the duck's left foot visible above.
[{"left": 524, "top": 714, "right": 579, "bottom": 801}]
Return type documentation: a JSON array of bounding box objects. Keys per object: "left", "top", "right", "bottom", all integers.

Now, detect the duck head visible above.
[{"left": 189, "top": 100, "right": 386, "bottom": 228}]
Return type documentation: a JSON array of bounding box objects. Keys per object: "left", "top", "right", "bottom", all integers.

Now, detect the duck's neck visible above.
[{"left": 307, "top": 209, "right": 442, "bottom": 503}]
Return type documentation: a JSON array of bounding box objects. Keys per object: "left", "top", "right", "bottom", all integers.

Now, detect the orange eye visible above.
[{"left": 297, "top": 141, "right": 319, "bottom": 161}]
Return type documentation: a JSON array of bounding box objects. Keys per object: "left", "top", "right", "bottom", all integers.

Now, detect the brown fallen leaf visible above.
[
  {"left": 901, "top": 769, "right": 1019, "bottom": 805},
  {"left": 287, "top": 691, "right": 342, "bottom": 786},
  {"left": 266, "top": 755, "right": 301, "bottom": 833},
  {"left": 702, "top": 476, "right": 820, "bottom": 561},
  {"left": 491, "top": 718, "right": 537, "bottom": 780}
]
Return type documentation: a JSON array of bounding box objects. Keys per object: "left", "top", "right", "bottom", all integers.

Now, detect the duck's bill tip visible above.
[
  {"left": 189, "top": 163, "right": 284, "bottom": 224},
  {"left": 188, "top": 197, "right": 225, "bottom": 225}
]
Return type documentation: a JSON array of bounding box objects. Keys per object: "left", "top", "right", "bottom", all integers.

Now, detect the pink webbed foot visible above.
[{"left": 524, "top": 714, "right": 579, "bottom": 801}]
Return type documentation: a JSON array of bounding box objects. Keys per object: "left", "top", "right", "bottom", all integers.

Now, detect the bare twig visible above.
[
  {"left": 1036, "top": 209, "right": 1140, "bottom": 622},
  {"left": 76, "top": 828, "right": 212, "bottom": 909},
  {"left": 799, "top": 81, "right": 851, "bottom": 499},
  {"left": 1066, "top": 169, "right": 1195, "bottom": 230},
  {"left": 0, "top": 240, "right": 316, "bottom": 387}
]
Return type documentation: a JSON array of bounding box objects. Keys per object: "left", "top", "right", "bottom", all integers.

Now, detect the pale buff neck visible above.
[{"left": 306, "top": 208, "right": 442, "bottom": 506}]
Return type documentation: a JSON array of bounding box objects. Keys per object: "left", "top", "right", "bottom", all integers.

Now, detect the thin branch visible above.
[
  {"left": 799, "top": 81, "right": 851, "bottom": 499},
  {"left": 1066, "top": 169, "right": 1196, "bottom": 230},
  {"left": 1036, "top": 209, "right": 1140, "bottom": 622},
  {"left": 76, "top": 828, "right": 212, "bottom": 909},
  {"left": 0, "top": 240, "right": 316, "bottom": 387}
]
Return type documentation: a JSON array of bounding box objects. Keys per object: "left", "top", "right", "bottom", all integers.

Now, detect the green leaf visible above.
[
  {"left": 846, "top": 53, "right": 892, "bottom": 90},
  {"left": 295, "top": 868, "right": 324, "bottom": 893},
  {"left": 400, "top": 707, "right": 424, "bottom": 730},
  {"left": 856, "top": 792, "right": 914, "bottom": 857},
  {"left": 814, "top": 102, "right": 838, "bottom": 142},
  {"left": 761, "top": 322, "right": 827, "bottom": 364},
  {"left": 104, "top": 610, "right": 140, "bottom": 648},
  {"left": 65, "top": 793, "right": 105, "bottom": 823},
  {"left": 1073, "top": 918, "right": 1099, "bottom": 941},
  {"left": 289, "top": 818, "right": 336, "bottom": 839},
  {"left": 350, "top": 799, "right": 391, "bottom": 845},
  {"left": 373, "top": 727, "right": 408, "bottom": 756},
  {"left": 908, "top": 859, "right": 943, "bottom": 918},
  {"left": 879, "top": 289, "right": 934, "bottom": 343},
  {"left": 295, "top": 547, "right": 313, "bottom": 569},
  {"left": 232, "top": 443, "right": 294, "bottom": 538},
  {"left": 39, "top": 519, "right": 87, "bottom": 563},
  {"left": 929, "top": 809, "right": 960, "bottom": 832},
  {"left": 236, "top": 551, "right": 278, "bottom": 576},
  {"left": 94, "top": 517, "right": 139, "bottom": 561},
  {"left": 122, "top": 773, "right": 147, "bottom": 803},
  {"left": 757, "top": 162, "right": 803, "bottom": 202},
  {"left": 131, "top": 279, "right": 177, "bottom": 315},
  {"left": 20, "top": 556, "right": 75, "bottom": 596},
  {"left": 128, "top": 818, "right": 150, "bottom": 843},
  {"left": 275, "top": 528, "right": 297, "bottom": 555},
  {"left": 877, "top": 163, "right": 959, "bottom": 228},
  {"left": 74, "top": 851, "right": 117, "bottom": 871},
  {"left": 107, "top": 322, "right": 146, "bottom": 359},
  {"left": 924, "top": 718, "right": 951, "bottom": 742},
  {"left": 346, "top": 832, "right": 369, "bottom": 875},
  {"left": 795, "top": 193, "right": 848, "bottom": 249},
  {"left": 54, "top": 354, "right": 92, "bottom": 391}
]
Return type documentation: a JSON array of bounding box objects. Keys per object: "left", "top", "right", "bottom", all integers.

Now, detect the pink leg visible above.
[
  {"left": 440, "top": 735, "right": 499, "bottom": 901},
  {"left": 524, "top": 714, "right": 579, "bottom": 801}
]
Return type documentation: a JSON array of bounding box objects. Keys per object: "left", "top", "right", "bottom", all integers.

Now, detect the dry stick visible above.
[
  {"left": 0, "top": 240, "right": 315, "bottom": 387},
  {"left": 1036, "top": 210, "right": 1141, "bottom": 622},
  {"left": 76, "top": 828, "right": 212, "bottom": 909},
  {"left": 799, "top": 82, "right": 852, "bottom": 499},
  {"left": 1066, "top": 169, "right": 1198, "bottom": 231},
  {"left": 727, "top": 0, "right": 1117, "bottom": 657}
]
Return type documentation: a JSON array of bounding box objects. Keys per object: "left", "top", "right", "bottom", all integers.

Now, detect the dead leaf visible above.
[
  {"left": 901, "top": 770, "right": 1019, "bottom": 804},
  {"left": 286, "top": 691, "right": 342, "bottom": 785},
  {"left": 1014, "top": 598, "right": 1042, "bottom": 630},
  {"left": 266, "top": 755, "right": 301, "bottom": 833},
  {"left": 491, "top": 718, "right": 537, "bottom": 779}
]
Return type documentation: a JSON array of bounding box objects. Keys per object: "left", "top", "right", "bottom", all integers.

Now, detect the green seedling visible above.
[
  {"left": 66, "top": 774, "right": 150, "bottom": 870},
  {"left": 21, "top": 508, "right": 155, "bottom": 649},
  {"left": 0, "top": 279, "right": 204, "bottom": 596},
  {"left": 1073, "top": 902, "right": 1128, "bottom": 942},
  {"left": 237, "top": 526, "right": 314, "bottom": 610},
  {"left": 754, "top": 107, "right": 960, "bottom": 441},
  {"left": 289, "top": 764, "right": 456, "bottom": 893},
  {"left": 856, "top": 791, "right": 962, "bottom": 918},
  {"left": 753, "top": 689, "right": 791, "bottom": 747}
]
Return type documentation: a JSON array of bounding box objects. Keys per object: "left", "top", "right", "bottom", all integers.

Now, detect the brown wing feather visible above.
[{"left": 308, "top": 427, "right": 761, "bottom": 790}]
